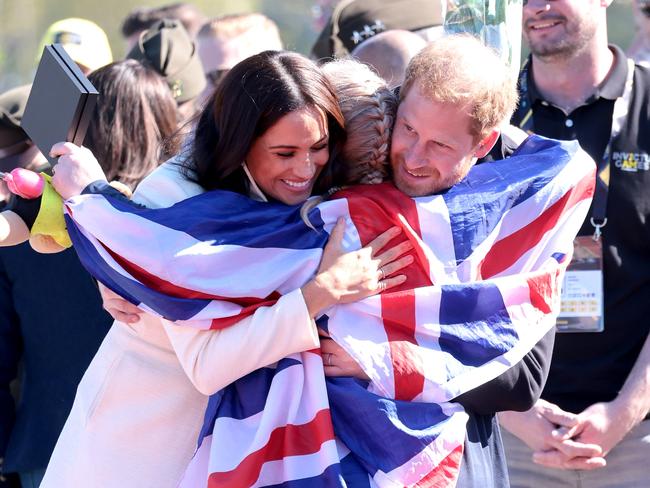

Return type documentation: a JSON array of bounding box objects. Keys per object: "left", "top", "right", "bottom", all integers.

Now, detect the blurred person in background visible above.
[
  {"left": 197, "top": 13, "right": 283, "bottom": 104},
  {"left": 84, "top": 59, "right": 180, "bottom": 191},
  {"left": 0, "top": 59, "right": 179, "bottom": 488},
  {"left": 499, "top": 1, "right": 650, "bottom": 486},
  {"left": 121, "top": 2, "right": 207, "bottom": 52},
  {"left": 311, "top": 0, "right": 444, "bottom": 59},
  {"left": 351, "top": 29, "right": 426, "bottom": 88},
  {"left": 628, "top": 0, "right": 650, "bottom": 67},
  {"left": 0, "top": 86, "right": 48, "bottom": 207},
  {"left": 127, "top": 19, "right": 206, "bottom": 126},
  {"left": 0, "top": 85, "right": 112, "bottom": 488},
  {"left": 37, "top": 18, "right": 112, "bottom": 75}
]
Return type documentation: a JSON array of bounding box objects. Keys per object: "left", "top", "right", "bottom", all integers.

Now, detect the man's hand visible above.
[
  {"left": 320, "top": 337, "right": 369, "bottom": 380},
  {"left": 551, "top": 400, "right": 639, "bottom": 457},
  {"left": 500, "top": 399, "right": 605, "bottom": 469},
  {"left": 98, "top": 283, "right": 142, "bottom": 324},
  {"left": 500, "top": 399, "right": 580, "bottom": 451}
]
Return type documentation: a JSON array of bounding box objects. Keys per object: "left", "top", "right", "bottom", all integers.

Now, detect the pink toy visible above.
[{"left": 0, "top": 168, "right": 45, "bottom": 199}]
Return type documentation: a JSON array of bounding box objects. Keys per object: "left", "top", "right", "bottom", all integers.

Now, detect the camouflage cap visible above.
[
  {"left": 127, "top": 18, "right": 206, "bottom": 104},
  {"left": 311, "top": 0, "right": 445, "bottom": 59},
  {"left": 0, "top": 85, "right": 31, "bottom": 151}
]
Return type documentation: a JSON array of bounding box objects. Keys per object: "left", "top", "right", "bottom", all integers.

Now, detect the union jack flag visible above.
[{"left": 64, "top": 136, "right": 595, "bottom": 487}]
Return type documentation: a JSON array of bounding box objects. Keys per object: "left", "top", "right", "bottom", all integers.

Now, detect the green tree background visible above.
[{"left": 0, "top": 0, "right": 638, "bottom": 92}]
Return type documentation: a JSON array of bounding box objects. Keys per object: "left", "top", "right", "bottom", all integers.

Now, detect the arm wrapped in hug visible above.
[{"left": 64, "top": 136, "right": 596, "bottom": 486}]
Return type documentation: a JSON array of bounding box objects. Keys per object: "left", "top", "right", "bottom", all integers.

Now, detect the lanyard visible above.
[{"left": 513, "top": 58, "right": 635, "bottom": 240}]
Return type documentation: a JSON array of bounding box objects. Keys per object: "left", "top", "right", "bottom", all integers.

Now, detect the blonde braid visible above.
[
  {"left": 321, "top": 59, "right": 398, "bottom": 186},
  {"left": 357, "top": 87, "right": 395, "bottom": 184}
]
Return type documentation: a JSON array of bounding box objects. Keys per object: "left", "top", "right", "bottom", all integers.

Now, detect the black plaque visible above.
[{"left": 21, "top": 44, "right": 98, "bottom": 167}]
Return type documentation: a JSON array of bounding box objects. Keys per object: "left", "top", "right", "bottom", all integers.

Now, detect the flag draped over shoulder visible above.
[{"left": 63, "top": 136, "right": 595, "bottom": 487}]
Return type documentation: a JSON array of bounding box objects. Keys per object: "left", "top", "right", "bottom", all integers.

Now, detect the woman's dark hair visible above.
[
  {"left": 184, "top": 50, "right": 346, "bottom": 195},
  {"left": 86, "top": 60, "right": 180, "bottom": 189}
]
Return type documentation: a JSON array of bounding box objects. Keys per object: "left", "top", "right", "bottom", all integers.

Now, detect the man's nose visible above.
[
  {"left": 524, "top": 0, "right": 552, "bottom": 13},
  {"left": 403, "top": 143, "right": 428, "bottom": 170}
]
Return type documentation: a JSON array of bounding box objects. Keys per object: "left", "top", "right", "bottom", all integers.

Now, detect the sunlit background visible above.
[{"left": 0, "top": 0, "right": 636, "bottom": 92}]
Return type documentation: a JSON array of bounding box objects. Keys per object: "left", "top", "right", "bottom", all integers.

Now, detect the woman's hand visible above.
[
  {"left": 98, "top": 283, "right": 142, "bottom": 324},
  {"left": 321, "top": 337, "right": 369, "bottom": 379},
  {"left": 301, "top": 218, "right": 413, "bottom": 317},
  {"left": 50, "top": 142, "right": 107, "bottom": 200}
]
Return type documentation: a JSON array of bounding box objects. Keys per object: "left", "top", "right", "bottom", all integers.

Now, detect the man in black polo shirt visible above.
[{"left": 499, "top": 1, "right": 650, "bottom": 486}]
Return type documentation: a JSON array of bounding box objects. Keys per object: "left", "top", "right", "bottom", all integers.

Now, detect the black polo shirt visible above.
[{"left": 514, "top": 45, "right": 650, "bottom": 414}]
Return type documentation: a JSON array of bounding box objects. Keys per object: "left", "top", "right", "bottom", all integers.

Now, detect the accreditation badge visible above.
[{"left": 556, "top": 236, "right": 604, "bottom": 333}]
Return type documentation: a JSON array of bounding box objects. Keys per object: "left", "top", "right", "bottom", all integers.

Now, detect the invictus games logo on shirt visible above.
[{"left": 612, "top": 151, "right": 650, "bottom": 172}]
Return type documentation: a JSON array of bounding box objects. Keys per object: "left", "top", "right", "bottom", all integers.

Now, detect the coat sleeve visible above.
[
  {"left": 162, "top": 289, "right": 320, "bottom": 395},
  {"left": 453, "top": 328, "right": 555, "bottom": 414}
]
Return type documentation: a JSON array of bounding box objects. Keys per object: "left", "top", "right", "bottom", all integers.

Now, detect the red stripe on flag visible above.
[
  {"left": 527, "top": 268, "right": 561, "bottom": 315},
  {"left": 207, "top": 409, "right": 335, "bottom": 488},
  {"left": 381, "top": 291, "right": 425, "bottom": 401},
  {"left": 479, "top": 170, "right": 595, "bottom": 279},
  {"left": 208, "top": 299, "right": 279, "bottom": 330},
  {"left": 336, "top": 183, "right": 433, "bottom": 290},
  {"left": 411, "top": 443, "right": 464, "bottom": 488},
  {"left": 99, "top": 241, "right": 280, "bottom": 306},
  {"left": 341, "top": 183, "right": 431, "bottom": 402}
]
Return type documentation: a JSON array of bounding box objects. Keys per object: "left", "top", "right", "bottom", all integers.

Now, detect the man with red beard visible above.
[
  {"left": 323, "top": 34, "right": 560, "bottom": 488},
  {"left": 498, "top": 1, "right": 650, "bottom": 486}
]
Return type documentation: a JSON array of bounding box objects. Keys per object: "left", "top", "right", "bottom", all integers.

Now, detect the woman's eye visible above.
[
  {"left": 312, "top": 143, "right": 328, "bottom": 151},
  {"left": 276, "top": 152, "right": 295, "bottom": 158},
  {"left": 404, "top": 122, "right": 415, "bottom": 133}
]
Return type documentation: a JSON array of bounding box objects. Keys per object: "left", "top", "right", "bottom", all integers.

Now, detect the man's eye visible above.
[{"left": 404, "top": 123, "right": 415, "bottom": 133}]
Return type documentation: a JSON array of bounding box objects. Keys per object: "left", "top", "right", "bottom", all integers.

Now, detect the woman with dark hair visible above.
[
  {"left": 43, "top": 51, "right": 407, "bottom": 488},
  {"left": 85, "top": 59, "right": 180, "bottom": 190}
]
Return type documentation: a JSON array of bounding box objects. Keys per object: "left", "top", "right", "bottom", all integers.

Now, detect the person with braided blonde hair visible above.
[{"left": 321, "top": 58, "right": 397, "bottom": 185}]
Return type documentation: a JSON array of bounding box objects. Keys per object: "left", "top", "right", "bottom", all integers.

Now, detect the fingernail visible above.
[
  {"left": 405, "top": 255, "right": 414, "bottom": 263},
  {"left": 392, "top": 226, "right": 402, "bottom": 234}
]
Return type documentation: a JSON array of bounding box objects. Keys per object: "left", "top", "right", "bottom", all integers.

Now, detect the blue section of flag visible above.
[
  {"left": 102, "top": 189, "right": 330, "bottom": 250},
  {"left": 444, "top": 137, "right": 578, "bottom": 264},
  {"left": 217, "top": 358, "right": 302, "bottom": 420},
  {"left": 339, "top": 453, "right": 373, "bottom": 488},
  {"left": 438, "top": 282, "right": 518, "bottom": 367},
  {"left": 328, "top": 377, "right": 449, "bottom": 474}
]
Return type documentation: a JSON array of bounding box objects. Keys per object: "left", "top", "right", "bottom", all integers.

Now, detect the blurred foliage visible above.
[{"left": 0, "top": 0, "right": 639, "bottom": 92}]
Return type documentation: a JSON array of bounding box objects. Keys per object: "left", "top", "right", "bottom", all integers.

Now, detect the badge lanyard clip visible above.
[{"left": 590, "top": 217, "right": 607, "bottom": 241}]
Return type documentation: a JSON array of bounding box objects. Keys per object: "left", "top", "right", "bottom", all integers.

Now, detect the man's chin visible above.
[{"left": 394, "top": 176, "right": 436, "bottom": 197}]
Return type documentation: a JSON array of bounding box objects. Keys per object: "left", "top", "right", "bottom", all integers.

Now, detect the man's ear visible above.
[{"left": 474, "top": 129, "right": 500, "bottom": 158}]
